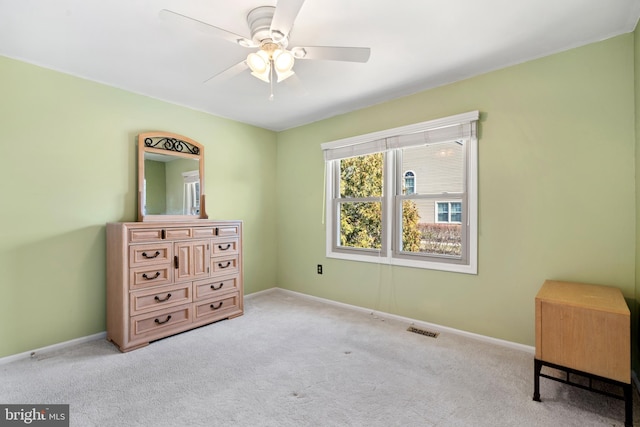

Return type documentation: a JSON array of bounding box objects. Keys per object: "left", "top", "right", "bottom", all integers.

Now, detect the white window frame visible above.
[
  {"left": 322, "top": 111, "right": 479, "bottom": 275},
  {"left": 182, "top": 170, "right": 200, "bottom": 215}
]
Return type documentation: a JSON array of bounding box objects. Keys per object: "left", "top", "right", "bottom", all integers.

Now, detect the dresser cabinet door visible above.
[{"left": 174, "top": 240, "right": 210, "bottom": 282}]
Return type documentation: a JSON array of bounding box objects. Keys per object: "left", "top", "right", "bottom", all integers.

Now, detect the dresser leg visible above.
[
  {"left": 533, "top": 358, "right": 542, "bottom": 402},
  {"left": 624, "top": 382, "right": 632, "bottom": 427}
]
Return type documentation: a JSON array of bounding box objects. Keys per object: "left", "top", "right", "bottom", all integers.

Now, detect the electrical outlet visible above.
[{"left": 317, "top": 264, "right": 323, "bottom": 274}]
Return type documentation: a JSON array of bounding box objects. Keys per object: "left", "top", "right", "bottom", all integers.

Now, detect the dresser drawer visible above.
[
  {"left": 210, "top": 255, "right": 239, "bottom": 276},
  {"left": 130, "top": 304, "right": 191, "bottom": 341},
  {"left": 192, "top": 228, "right": 216, "bottom": 238},
  {"left": 130, "top": 228, "right": 164, "bottom": 242},
  {"left": 194, "top": 275, "right": 239, "bottom": 301},
  {"left": 130, "top": 283, "right": 191, "bottom": 316},
  {"left": 165, "top": 228, "right": 192, "bottom": 240},
  {"left": 214, "top": 225, "right": 239, "bottom": 238},
  {"left": 212, "top": 239, "right": 239, "bottom": 256},
  {"left": 129, "top": 243, "right": 172, "bottom": 267},
  {"left": 129, "top": 265, "right": 173, "bottom": 289},
  {"left": 194, "top": 293, "right": 241, "bottom": 322}
]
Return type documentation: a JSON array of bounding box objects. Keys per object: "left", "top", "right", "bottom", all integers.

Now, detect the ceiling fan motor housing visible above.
[{"left": 247, "top": 6, "right": 284, "bottom": 46}]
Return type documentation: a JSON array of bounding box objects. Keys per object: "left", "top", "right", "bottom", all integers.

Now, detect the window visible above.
[
  {"left": 322, "top": 111, "right": 479, "bottom": 274},
  {"left": 437, "top": 202, "right": 462, "bottom": 223},
  {"left": 404, "top": 171, "right": 416, "bottom": 195},
  {"left": 182, "top": 170, "right": 200, "bottom": 215}
]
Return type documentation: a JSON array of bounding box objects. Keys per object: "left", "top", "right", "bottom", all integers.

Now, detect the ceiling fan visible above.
[{"left": 159, "top": 0, "right": 371, "bottom": 96}]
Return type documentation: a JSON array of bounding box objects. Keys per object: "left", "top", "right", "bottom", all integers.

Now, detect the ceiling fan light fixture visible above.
[
  {"left": 247, "top": 50, "right": 269, "bottom": 73},
  {"left": 275, "top": 69, "right": 295, "bottom": 83},
  {"left": 273, "top": 49, "right": 295, "bottom": 73},
  {"left": 247, "top": 50, "right": 271, "bottom": 82},
  {"left": 251, "top": 69, "right": 271, "bottom": 83}
]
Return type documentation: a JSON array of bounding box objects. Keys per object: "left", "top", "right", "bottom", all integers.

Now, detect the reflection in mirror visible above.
[
  {"left": 137, "top": 132, "right": 207, "bottom": 222},
  {"left": 143, "top": 154, "right": 200, "bottom": 215}
]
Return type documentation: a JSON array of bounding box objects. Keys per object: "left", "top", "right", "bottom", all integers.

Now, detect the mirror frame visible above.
[{"left": 137, "top": 131, "right": 208, "bottom": 222}]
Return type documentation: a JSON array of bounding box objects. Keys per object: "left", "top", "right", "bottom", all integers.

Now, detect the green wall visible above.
[
  {"left": 277, "top": 34, "right": 637, "bottom": 346},
  {"left": 0, "top": 55, "right": 278, "bottom": 358},
  {"left": 144, "top": 159, "right": 167, "bottom": 215}
]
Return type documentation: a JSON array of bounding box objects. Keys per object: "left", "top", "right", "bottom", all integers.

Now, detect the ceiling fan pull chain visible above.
[{"left": 269, "top": 63, "right": 275, "bottom": 101}]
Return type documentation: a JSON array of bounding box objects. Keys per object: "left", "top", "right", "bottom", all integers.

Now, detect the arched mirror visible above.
[{"left": 137, "top": 131, "right": 208, "bottom": 222}]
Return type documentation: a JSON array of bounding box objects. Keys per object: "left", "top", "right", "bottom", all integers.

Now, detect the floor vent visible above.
[{"left": 407, "top": 326, "right": 439, "bottom": 338}]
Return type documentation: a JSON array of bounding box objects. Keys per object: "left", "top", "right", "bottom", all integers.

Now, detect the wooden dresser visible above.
[
  {"left": 533, "top": 280, "right": 631, "bottom": 426},
  {"left": 106, "top": 220, "right": 243, "bottom": 352}
]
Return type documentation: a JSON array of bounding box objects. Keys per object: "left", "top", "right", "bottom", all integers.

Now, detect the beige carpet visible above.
[{"left": 1, "top": 289, "right": 637, "bottom": 426}]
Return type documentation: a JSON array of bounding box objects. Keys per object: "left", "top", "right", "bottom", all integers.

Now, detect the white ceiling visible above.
[{"left": 1, "top": 0, "right": 639, "bottom": 131}]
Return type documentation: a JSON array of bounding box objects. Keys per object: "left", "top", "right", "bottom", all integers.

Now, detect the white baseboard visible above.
[
  {"left": 0, "top": 332, "right": 106, "bottom": 366},
  {"left": 273, "top": 287, "right": 536, "bottom": 354},
  {"left": 245, "top": 287, "right": 279, "bottom": 300}
]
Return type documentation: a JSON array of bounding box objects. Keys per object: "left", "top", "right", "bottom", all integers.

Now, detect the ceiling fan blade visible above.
[
  {"left": 203, "top": 60, "right": 248, "bottom": 84},
  {"left": 270, "top": 0, "right": 306, "bottom": 39},
  {"left": 159, "top": 9, "right": 254, "bottom": 47},
  {"left": 293, "top": 46, "right": 371, "bottom": 63}
]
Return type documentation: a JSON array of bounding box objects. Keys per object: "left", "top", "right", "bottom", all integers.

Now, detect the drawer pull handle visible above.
[
  {"left": 142, "top": 251, "right": 161, "bottom": 259},
  {"left": 218, "top": 244, "right": 232, "bottom": 251},
  {"left": 218, "top": 261, "right": 232, "bottom": 269},
  {"left": 211, "top": 283, "right": 224, "bottom": 291},
  {"left": 142, "top": 272, "right": 161, "bottom": 280},
  {"left": 210, "top": 302, "right": 223, "bottom": 310},
  {"left": 154, "top": 315, "right": 172, "bottom": 325},
  {"left": 154, "top": 293, "right": 172, "bottom": 302}
]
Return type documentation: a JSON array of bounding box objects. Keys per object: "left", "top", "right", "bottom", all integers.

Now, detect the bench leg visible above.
[
  {"left": 624, "top": 382, "right": 632, "bottom": 427},
  {"left": 533, "top": 358, "right": 542, "bottom": 402}
]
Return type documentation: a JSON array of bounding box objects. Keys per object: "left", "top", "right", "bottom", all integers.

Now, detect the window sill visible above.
[{"left": 326, "top": 250, "right": 477, "bottom": 275}]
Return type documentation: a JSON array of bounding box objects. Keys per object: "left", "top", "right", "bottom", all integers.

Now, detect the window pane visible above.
[
  {"left": 339, "top": 201, "right": 382, "bottom": 250},
  {"left": 401, "top": 200, "right": 422, "bottom": 252},
  {"left": 340, "top": 153, "right": 383, "bottom": 198},
  {"left": 401, "top": 141, "right": 464, "bottom": 194},
  {"left": 402, "top": 200, "right": 462, "bottom": 256},
  {"left": 450, "top": 202, "right": 462, "bottom": 223},
  {"left": 437, "top": 202, "right": 449, "bottom": 222}
]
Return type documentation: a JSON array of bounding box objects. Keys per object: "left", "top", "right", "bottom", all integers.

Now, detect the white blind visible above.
[
  {"left": 321, "top": 111, "right": 478, "bottom": 161},
  {"left": 323, "top": 138, "right": 387, "bottom": 161}
]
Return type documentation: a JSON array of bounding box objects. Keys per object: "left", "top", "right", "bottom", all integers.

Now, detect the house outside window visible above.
[{"left": 322, "top": 111, "right": 479, "bottom": 274}]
